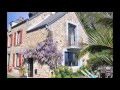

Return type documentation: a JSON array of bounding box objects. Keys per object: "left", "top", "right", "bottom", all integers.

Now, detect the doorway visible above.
[{"left": 28, "top": 58, "right": 33, "bottom": 77}]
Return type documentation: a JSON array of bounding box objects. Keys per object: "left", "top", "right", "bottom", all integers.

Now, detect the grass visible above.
[{"left": 7, "top": 74, "right": 16, "bottom": 78}]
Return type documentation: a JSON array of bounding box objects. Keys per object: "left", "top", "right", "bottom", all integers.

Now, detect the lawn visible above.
[{"left": 7, "top": 74, "right": 16, "bottom": 78}]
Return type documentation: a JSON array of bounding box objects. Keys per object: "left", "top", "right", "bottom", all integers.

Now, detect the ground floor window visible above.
[
  {"left": 15, "top": 53, "right": 19, "bottom": 67},
  {"left": 65, "top": 52, "right": 78, "bottom": 66},
  {"left": 7, "top": 54, "right": 10, "bottom": 66}
]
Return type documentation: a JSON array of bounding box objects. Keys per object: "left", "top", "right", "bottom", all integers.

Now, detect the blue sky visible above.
[{"left": 7, "top": 12, "right": 29, "bottom": 28}]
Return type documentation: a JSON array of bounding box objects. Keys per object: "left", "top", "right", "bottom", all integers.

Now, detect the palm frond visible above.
[
  {"left": 97, "top": 17, "right": 113, "bottom": 28},
  {"left": 88, "top": 29, "right": 113, "bottom": 48},
  {"left": 95, "top": 54, "right": 113, "bottom": 65},
  {"left": 77, "top": 45, "right": 89, "bottom": 59},
  {"left": 78, "top": 12, "right": 113, "bottom": 66},
  {"left": 77, "top": 45, "right": 112, "bottom": 59}
]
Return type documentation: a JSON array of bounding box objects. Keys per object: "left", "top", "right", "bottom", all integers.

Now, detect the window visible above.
[
  {"left": 68, "top": 23, "right": 76, "bottom": 46},
  {"left": 15, "top": 53, "right": 22, "bottom": 67},
  {"left": 16, "top": 31, "right": 20, "bottom": 45},
  {"left": 67, "top": 22, "right": 78, "bottom": 47},
  {"left": 15, "top": 53, "right": 20, "bottom": 67},
  {"left": 7, "top": 54, "right": 10, "bottom": 66},
  {"left": 16, "top": 30, "right": 22, "bottom": 45},
  {"left": 13, "top": 54, "right": 15, "bottom": 67},
  {"left": 8, "top": 34, "right": 12, "bottom": 47},
  {"left": 65, "top": 52, "right": 78, "bottom": 66},
  {"left": 14, "top": 32, "right": 16, "bottom": 46}
]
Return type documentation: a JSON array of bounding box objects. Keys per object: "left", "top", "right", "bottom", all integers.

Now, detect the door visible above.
[{"left": 28, "top": 58, "right": 33, "bottom": 77}]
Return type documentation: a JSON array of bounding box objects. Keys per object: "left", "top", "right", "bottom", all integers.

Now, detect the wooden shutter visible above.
[
  {"left": 10, "top": 34, "right": 12, "bottom": 46},
  {"left": 13, "top": 54, "right": 15, "bottom": 67},
  {"left": 19, "top": 54, "right": 21, "bottom": 66},
  {"left": 20, "top": 30, "right": 22, "bottom": 44},
  {"left": 14, "top": 32, "right": 16, "bottom": 46}
]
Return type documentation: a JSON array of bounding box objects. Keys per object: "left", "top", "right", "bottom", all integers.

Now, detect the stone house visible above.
[{"left": 7, "top": 12, "right": 88, "bottom": 78}]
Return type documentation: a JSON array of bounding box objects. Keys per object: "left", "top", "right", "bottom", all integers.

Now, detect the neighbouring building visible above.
[{"left": 7, "top": 12, "right": 89, "bottom": 78}]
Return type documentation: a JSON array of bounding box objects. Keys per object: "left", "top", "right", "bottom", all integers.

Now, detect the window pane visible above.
[
  {"left": 72, "top": 53, "right": 78, "bottom": 66},
  {"left": 65, "top": 52, "right": 78, "bottom": 66},
  {"left": 65, "top": 52, "right": 69, "bottom": 66},
  {"left": 8, "top": 54, "right": 10, "bottom": 66},
  {"left": 68, "top": 23, "right": 76, "bottom": 46},
  {"left": 16, "top": 53, "right": 19, "bottom": 67}
]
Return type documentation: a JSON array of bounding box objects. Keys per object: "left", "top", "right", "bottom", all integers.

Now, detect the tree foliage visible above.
[{"left": 77, "top": 12, "right": 113, "bottom": 66}]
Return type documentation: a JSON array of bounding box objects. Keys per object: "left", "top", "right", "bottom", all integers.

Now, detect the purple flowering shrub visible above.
[{"left": 20, "top": 30, "right": 62, "bottom": 69}]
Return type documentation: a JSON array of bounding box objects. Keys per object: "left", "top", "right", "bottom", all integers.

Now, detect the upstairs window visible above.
[
  {"left": 16, "top": 31, "right": 20, "bottom": 45},
  {"left": 8, "top": 34, "right": 12, "bottom": 47},
  {"left": 67, "top": 21, "right": 78, "bottom": 47},
  {"left": 16, "top": 30, "right": 22, "bottom": 45},
  {"left": 68, "top": 24, "right": 76, "bottom": 46}
]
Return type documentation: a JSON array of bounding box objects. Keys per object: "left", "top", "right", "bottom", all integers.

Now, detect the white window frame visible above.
[
  {"left": 62, "top": 48, "right": 81, "bottom": 70},
  {"left": 64, "top": 51, "right": 78, "bottom": 66},
  {"left": 16, "top": 31, "right": 20, "bottom": 45},
  {"left": 66, "top": 21, "right": 78, "bottom": 47},
  {"left": 8, "top": 35, "right": 12, "bottom": 47}
]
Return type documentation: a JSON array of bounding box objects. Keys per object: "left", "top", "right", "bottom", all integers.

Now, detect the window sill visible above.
[
  {"left": 69, "top": 66, "right": 80, "bottom": 69},
  {"left": 14, "top": 67, "right": 20, "bottom": 70},
  {"left": 15, "top": 44, "right": 20, "bottom": 46},
  {"left": 7, "top": 46, "right": 11, "bottom": 48}
]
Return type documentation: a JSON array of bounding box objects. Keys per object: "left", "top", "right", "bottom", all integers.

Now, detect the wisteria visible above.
[{"left": 20, "top": 30, "right": 62, "bottom": 69}]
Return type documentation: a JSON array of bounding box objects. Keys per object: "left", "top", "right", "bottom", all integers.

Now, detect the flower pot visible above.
[
  {"left": 8, "top": 66, "right": 12, "bottom": 72},
  {"left": 19, "top": 71, "right": 23, "bottom": 77}
]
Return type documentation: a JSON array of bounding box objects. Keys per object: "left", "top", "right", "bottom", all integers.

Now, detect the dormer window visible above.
[{"left": 8, "top": 24, "right": 11, "bottom": 32}]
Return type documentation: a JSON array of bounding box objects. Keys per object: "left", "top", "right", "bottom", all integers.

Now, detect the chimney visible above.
[
  {"left": 16, "top": 16, "right": 24, "bottom": 23},
  {"left": 19, "top": 16, "right": 24, "bottom": 21},
  {"left": 28, "top": 12, "right": 39, "bottom": 18}
]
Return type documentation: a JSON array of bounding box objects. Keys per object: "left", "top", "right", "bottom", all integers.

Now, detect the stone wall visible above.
[
  {"left": 49, "top": 12, "right": 88, "bottom": 52},
  {"left": 33, "top": 60, "right": 52, "bottom": 78},
  {"left": 7, "top": 22, "right": 26, "bottom": 66}
]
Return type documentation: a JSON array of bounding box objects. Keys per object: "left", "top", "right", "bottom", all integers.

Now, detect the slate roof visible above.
[
  {"left": 27, "top": 12, "right": 67, "bottom": 32},
  {"left": 29, "top": 12, "right": 43, "bottom": 21}
]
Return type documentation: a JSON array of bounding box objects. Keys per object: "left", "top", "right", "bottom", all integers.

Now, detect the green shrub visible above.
[
  {"left": 53, "top": 66, "right": 73, "bottom": 78},
  {"left": 52, "top": 65, "right": 90, "bottom": 78}
]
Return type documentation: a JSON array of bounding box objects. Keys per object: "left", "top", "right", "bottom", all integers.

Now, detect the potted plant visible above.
[{"left": 19, "top": 66, "right": 26, "bottom": 77}]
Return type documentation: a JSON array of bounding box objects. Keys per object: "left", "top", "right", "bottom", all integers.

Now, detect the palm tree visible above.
[
  {"left": 96, "top": 12, "right": 113, "bottom": 28},
  {"left": 77, "top": 12, "right": 113, "bottom": 66}
]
